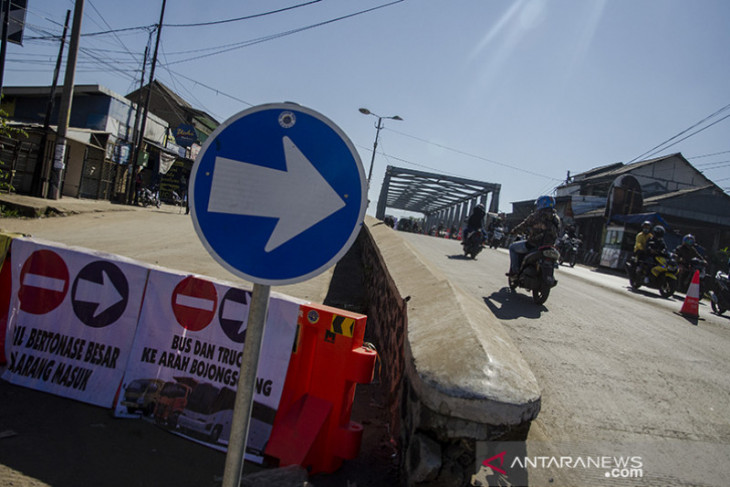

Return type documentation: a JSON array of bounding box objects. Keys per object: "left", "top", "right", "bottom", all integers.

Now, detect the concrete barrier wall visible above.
[{"left": 360, "top": 217, "right": 541, "bottom": 486}]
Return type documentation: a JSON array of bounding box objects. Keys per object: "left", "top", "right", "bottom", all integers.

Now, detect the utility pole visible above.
[
  {"left": 126, "top": 43, "right": 149, "bottom": 204},
  {"left": 47, "top": 0, "right": 84, "bottom": 200},
  {"left": 30, "top": 9, "right": 71, "bottom": 196},
  {"left": 130, "top": 0, "right": 166, "bottom": 205},
  {"left": 0, "top": 0, "right": 10, "bottom": 95}
]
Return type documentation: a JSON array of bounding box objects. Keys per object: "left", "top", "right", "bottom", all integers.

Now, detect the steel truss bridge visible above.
[{"left": 375, "top": 165, "right": 501, "bottom": 232}]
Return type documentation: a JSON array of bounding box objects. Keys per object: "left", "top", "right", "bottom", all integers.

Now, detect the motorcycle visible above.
[
  {"left": 509, "top": 244, "right": 560, "bottom": 304},
  {"left": 625, "top": 251, "right": 679, "bottom": 298},
  {"left": 489, "top": 227, "right": 505, "bottom": 249},
  {"left": 462, "top": 229, "right": 486, "bottom": 259},
  {"left": 709, "top": 270, "right": 730, "bottom": 316},
  {"left": 557, "top": 236, "right": 582, "bottom": 267},
  {"left": 675, "top": 256, "right": 708, "bottom": 296},
  {"left": 138, "top": 186, "right": 161, "bottom": 208}
]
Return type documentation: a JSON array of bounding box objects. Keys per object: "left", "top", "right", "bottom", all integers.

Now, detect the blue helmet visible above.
[
  {"left": 682, "top": 234, "right": 695, "bottom": 246},
  {"left": 535, "top": 195, "right": 555, "bottom": 210}
]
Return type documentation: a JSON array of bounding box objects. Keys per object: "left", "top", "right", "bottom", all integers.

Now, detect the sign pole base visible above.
[{"left": 221, "top": 282, "right": 271, "bottom": 487}]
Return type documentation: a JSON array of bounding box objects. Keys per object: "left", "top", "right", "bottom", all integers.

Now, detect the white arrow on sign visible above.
[
  {"left": 75, "top": 270, "right": 124, "bottom": 318},
  {"left": 221, "top": 299, "right": 249, "bottom": 334},
  {"left": 207, "top": 136, "right": 346, "bottom": 252}
]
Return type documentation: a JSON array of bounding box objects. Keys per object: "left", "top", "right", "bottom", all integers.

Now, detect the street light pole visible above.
[
  {"left": 367, "top": 116, "right": 383, "bottom": 184},
  {"left": 359, "top": 107, "right": 402, "bottom": 185}
]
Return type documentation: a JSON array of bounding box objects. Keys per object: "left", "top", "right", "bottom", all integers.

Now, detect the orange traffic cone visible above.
[{"left": 679, "top": 270, "right": 701, "bottom": 317}]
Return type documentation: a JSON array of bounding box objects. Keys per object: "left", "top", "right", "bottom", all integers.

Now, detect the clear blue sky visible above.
[{"left": 6, "top": 0, "right": 730, "bottom": 215}]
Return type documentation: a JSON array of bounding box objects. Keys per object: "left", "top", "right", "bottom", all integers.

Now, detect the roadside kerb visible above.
[{"left": 0, "top": 194, "right": 142, "bottom": 218}]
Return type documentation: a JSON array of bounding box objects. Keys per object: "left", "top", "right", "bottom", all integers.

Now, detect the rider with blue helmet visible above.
[{"left": 507, "top": 195, "right": 561, "bottom": 278}]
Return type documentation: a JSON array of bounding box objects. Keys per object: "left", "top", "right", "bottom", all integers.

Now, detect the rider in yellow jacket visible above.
[
  {"left": 634, "top": 220, "right": 653, "bottom": 279},
  {"left": 634, "top": 220, "right": 653, "bottom": 254}
]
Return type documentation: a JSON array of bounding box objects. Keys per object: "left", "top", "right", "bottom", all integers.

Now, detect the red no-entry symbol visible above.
[
  {"left": 18, "top": 249, "right": 70, "bottom": 315},
  {"left": 171, "top": 276, "right": 218, "bottom": 331}
]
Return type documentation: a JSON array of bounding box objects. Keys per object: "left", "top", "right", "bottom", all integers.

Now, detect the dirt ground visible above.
[
  {"left": 0, "top": 202, "right": 401, "bottom": 487},
  {"left": 0, "top": 376, "right": 398, "bottom": 487}
]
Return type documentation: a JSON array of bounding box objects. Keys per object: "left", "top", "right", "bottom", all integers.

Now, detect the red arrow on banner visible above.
[
  {"left": 171, "top": 276, "right": 218, "bottom": 331},
  {"left": 19, "top": 249, "right": 69, "bottom": 315}
]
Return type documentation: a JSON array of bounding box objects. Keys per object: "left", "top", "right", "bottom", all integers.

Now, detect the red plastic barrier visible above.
[
  {"left": 0, "top": 236, "right": 15, "bottom": 366},
  {"left": 266, "top": 303, "right": 377, "bottom": 474}
]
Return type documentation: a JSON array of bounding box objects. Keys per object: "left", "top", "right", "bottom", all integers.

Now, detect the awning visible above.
[
  {"left": 608, "top": 212, "right": 671, "bottom": 230},
  {"left": 143, "top": 138, "right": 180, "bottom": 157},
  {"left": 143, "top": 138, "right": 181, "bottom": 175}
]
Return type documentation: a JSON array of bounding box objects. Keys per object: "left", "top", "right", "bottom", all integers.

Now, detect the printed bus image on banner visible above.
[
  {"left": 2, "top": 238, "right": 149, "bottom": 408},
  {"left": 114, "top": 267, "right": 301, "bottom": 464}
]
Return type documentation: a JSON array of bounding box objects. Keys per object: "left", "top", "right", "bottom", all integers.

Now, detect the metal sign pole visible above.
[{"left": 221, "top": 282, "right": 271, "bottom": 487}]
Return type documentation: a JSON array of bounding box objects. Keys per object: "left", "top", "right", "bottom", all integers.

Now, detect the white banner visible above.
[
  {"left": 114, "top": 268, "right": 301, "bottom": 463},
  {"left": 2, "top": 238, "right": 148, "bottom": 407}
]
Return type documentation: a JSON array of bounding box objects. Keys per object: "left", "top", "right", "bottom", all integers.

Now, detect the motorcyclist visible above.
[
  {"left": 487, "top": 213, "right": 503, "bottom": 233},
  {"left": 647, "top": 225, "right": 668, "bottom": 256},
  {"left": 673, "top": 234, "right": 705, "bottom": 266},
  {"left": 565, "top": 224, "right": 577, "bottom": 239},
  {"left": 638, "top": 225, "right": 669, "bottom": 283},
  {"left": 557, "top": 224, "right": 577, "bottom": 253},
  {"left": 486, "top": 212, "right": 505, "bottom": 246},
  {"left": 673, "top": 234, "right": 707, "bottom": 289},
  {"left": 462, "top": 203, "right": 486, "bottom": 244},
  {"left": 507, "top": 195, "right": 560, "bottom": 279},
  {"left": 633, "top": 220, "right": 653, "bottom": 276}
]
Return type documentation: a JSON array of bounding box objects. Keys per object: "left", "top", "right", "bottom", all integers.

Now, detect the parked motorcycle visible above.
[
  {"left": 489, "top": 227, "right": 505, "bottom": 249},
  {"left": 675, "top": 256, "right": 709, "bottom": 296},
  {"left": 462, "top": 230, "right": 486, "bottom": 259},
  {"left": 138, "top": 186, "right": 161, "bottom": 208},
  {"left": 557, "top": 237, "right": 582, "bottom": 267},
  {"left": 625, "top": 252, "right": 679, "bottom": 298},
  {"left": 509, "top": 244, "right": 560, "bottom": 304},
  {"left": 709, "top": 270, "right": 730, "bottom": 315}
]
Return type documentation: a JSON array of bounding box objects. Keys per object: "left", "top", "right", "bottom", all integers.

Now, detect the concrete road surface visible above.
[{"left": 0, "top": 203, "right": 398, "bottom": 487}]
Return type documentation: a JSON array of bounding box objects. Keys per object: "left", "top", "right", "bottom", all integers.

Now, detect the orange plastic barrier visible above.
[{"left": 266, "top": 303, "right": 377, "bottom": 474}]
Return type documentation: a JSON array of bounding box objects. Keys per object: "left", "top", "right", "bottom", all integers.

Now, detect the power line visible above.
[
  {"left": 11, "top": 0, "right": 403, "bottom": 118},
  {"left": 696, "top": 160, "right": 730, "bottom": 168},
  {"left": 688, "top": 149, "right": 730, "bottom": 159},
  {"left": 356, "top": 143, "right": 479, "bottom": 181},
  {"left": 385, "top": 127, "right": 562, "bottom": 182},
  {"left": 643, "top": 114, "right": 730, "bottom": 161},
  {"left": 25, "top": 24, "right": 151, "bottom": 40},
  {"left": 628, "top": 102, "right": 730, "bottom": 163},
  {"left": 164, "top": 0, "right": 322, "bottom": 28},
  {"left": 78, "top": 46, "right": 137, "bottom": 82},
  {"left": 165, "top": 69, "right": 254, "bottom": 110},
  {"left": 22, "top": 1, "right": 324, "bottom": 40},
  {"left": 162, "top": 0, "right": 405, "bottom": 66},
  {"left": 86, "top": 0, "right": 139, "bottom": 62}
]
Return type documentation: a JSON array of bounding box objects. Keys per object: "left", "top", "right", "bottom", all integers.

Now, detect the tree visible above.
[{"left": 0, "top": 103, "right": 27, "bottom": 193}]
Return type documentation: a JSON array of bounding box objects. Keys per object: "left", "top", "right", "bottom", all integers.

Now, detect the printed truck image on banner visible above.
[
  {"left": 114, "top": 267, "right": 301, "bottom": 464},
  {"left": 2, "top": 238, "right": 149, "bottom": 407}
]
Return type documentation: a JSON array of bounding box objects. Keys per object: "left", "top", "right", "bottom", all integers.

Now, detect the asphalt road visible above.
[{"left": 402, "top": 232, "right": 730, "bottom": 487}]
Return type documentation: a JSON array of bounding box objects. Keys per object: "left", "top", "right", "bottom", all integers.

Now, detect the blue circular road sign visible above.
[{"left": 190, "top": 103, "right": 367, "bottom": 286}]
